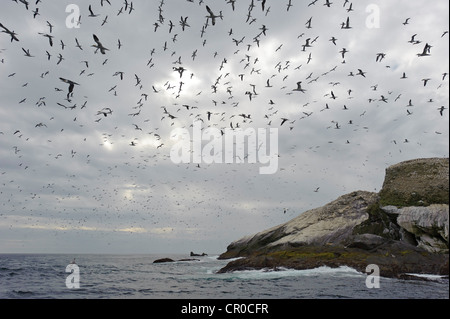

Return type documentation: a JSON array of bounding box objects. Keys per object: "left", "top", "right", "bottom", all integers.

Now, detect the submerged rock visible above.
[
  {"left": 190, "top": 251, "right": 208, "bottom": 256},
  {"left": 153, "top": 257, "right": 201, "bottom": 263},
  {"left": 153, "top": 258, "right": 175, "bottom": 263}
]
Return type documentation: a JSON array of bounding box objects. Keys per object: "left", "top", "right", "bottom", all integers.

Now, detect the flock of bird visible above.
[{"left": 0, "top": 0, "right": 448, "bottom": 249}]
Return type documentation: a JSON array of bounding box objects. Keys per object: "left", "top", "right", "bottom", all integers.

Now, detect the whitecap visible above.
[
  {"left": 217, "top": 265, "right": 365, "bottom": 280},
  {"left": 405, "top": 273, "right": 448, "bottom": 281}
]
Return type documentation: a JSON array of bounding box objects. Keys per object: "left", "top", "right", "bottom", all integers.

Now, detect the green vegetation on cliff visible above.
[
  {"left": 352, "top": 202, "right": 401, "bottom": 240},
  {"left": 379, "top": 158, "right": 449, "bottom": 207}
]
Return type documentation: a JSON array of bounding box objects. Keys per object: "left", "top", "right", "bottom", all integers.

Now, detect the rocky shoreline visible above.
[{"left": 218, "top": 158, "right": 449, "bottom": 279}]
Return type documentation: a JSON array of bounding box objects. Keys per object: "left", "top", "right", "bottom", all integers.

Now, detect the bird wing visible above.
[
  {"left": 206, "top": 5, "right": 214, "bottom": 16},
  {"left": 93, "top": 34, "right": 101, "bottom": 45},
  {"left": 59, "top": 77, "right": 70, "bottom": 84}
]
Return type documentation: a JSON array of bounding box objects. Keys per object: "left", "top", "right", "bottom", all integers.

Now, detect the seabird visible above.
[
  {"left": 46, "top": 21, "right": 54, "bottom": 33},
  {"left": 417, "top": 43, "right": 431, "bottom": 57},
  {"left": 22, "top": 48, "right": 34, "bottom": 57},
  {"left": 422, "top": 78, "right": 431, "bottom": 86},
  {"left": 330, "top": 91, "right": 337, "bottom": 99},
  {"left": 92, "top": 34, "right": 109, "bottom": 54},
  {"left": 38, "top": 33, "right": 54, "bottom": 46},
  {"left": 339, "top": 48, "right": 348, "bottom": 59},
  {"left": 0, "top": 22, "right": 19, "bottom": 42},
  {"left": 341, "top": 17, "right": 351, "bottom": 29},
  {"left": 59, "top": 77, "right": 79, "bottom": 99},
  {"left": 206, "top": 5, "right": 223, "bottom": 26},
  {"left": 88, "top": 5, "right": 99, "bottom": 17},
  {"left": 179, "top": 16, "right": 190, "bottom": 31},
  {"left": 292, "top": 81, "right": 306, "bottom": 93},
  {"left": 357, "top": 69, "right": 366, "bottom": 77}
]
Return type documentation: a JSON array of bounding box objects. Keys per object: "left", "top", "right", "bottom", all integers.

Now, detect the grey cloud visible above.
[{"left": 0, "top": 0, "right": 448, "bottom": 254}]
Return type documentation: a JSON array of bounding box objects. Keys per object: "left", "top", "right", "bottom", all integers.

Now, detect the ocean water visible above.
[{"left": 0, "top": 254, "right": 448, "bottom": 299}]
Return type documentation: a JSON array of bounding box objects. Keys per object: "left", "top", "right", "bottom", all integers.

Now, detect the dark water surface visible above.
[{"left": 0, "top": 254, "right": 448, "bottom": 299}]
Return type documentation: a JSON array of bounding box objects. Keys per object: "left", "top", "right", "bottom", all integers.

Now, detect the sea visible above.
[{"left": 0, "top": 253, "right": 448, "bottom": 300}]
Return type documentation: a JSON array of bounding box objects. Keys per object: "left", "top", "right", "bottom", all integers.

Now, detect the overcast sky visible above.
[{"left": 0, "top": 0, "right": 448, "bottom": 255}]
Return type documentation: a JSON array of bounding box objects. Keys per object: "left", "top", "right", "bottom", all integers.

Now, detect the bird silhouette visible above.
[
  {"left": 92, "top": 34, "right": 109, "bottom": 54},
  {"left": 0, "top": 22, "right": 19, "bottom": 42},
  {"left": 88, "top": 5, "right": 100, "bottom": 17},
  {"left": 206, "top": 5, "right": 223, "bottom": 26},
  {"left": 59, "top": 78, "right": 79, "bottom": 99},
  {"left": 293, "top": 81, "right": 306, "bottom": 93}
]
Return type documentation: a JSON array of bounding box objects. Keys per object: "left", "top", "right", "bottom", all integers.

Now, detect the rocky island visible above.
[{"left": 218, "top": 158, "right": 449, "bottom": 279}]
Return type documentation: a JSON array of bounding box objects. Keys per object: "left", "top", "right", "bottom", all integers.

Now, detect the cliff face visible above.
[
  {"left": 220, "top": 191, "right": 379, "bottom": 259},
  {"left": 390, "top": 205, "right": 449, "bottom": 253},
  {"left": 218, "top": 158, "right": 449, "bottom": 278}
]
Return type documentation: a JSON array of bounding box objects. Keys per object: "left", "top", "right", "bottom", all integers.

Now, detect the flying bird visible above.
[
  {"left": 206, "top": 5, "right": 223, "bottom": 26},
  {"left": 422, "top": 78, "right": 431, "bottom": 86},
  {"left": 357, "top": 69, "right": 366, "bottom": 77},
  {"left": 22, "top": 48, "right": 34, "bottom": 57},
  {"left": 59, "top": 77, "right": 79, "bottom": 99},
  {"left": 88, "top": 5, "right": 99, "bottom": 17},
  {"left": 46, "top": 21, "right": 54, "bottom": 33},
  {"left": 375, "top": 53, "right": 386, "bottom": 62},
  {"left": 417, "top": 43, "right": 431, "bottom": 57},
  {"left": 341, "top": 17, "right": 351, "bottom": 29},
  {"left": 293, "top": 81, "right": 306, "bottom": 93},
  {"left": 92, "top": 34, "right": 109, "bottom": 54},
  {"left": 339, "top": 48, "right": 348, "bottom": 59},
  {"left": 38, "top": 33, "right": 54, "bottom": 46},
  {"left": 0, "top": 22, "right": 19, "bottom": 42},
  {"left": 179, "top": 16, "right": 190, "bottom": 31}
]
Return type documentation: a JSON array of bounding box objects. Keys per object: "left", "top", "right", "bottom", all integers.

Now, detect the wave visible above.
[
  {"left": 405, "top": 273, "right": 449, "bottom": 281},
  {"left": 214, "top": 265, "right": 365, "bottom": 280}
]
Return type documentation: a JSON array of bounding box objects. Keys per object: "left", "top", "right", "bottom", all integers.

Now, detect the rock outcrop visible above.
[
  {"left": 219, "top": 191, "right": 379, "bottom": 259},
  {"left": 218, "top": 158, "right": 449, "bottom": 278},
  {"left": 378, "top": 158, "right": 449, "bottom": 207},
  {"left": 190, "top": 251, "right": 208, "bottom": 257},
  {"left": 153, "top": 258, "right": 175, "bottom": 263},
  {"left": 153, "top": 257, "right": 200, "bottom": 263},
  {"left": 388, "top": 205, "right": 449, "bottom": 253}
]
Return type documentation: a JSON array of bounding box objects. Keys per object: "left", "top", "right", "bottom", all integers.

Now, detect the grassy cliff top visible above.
[{"left": 379, "top": 158, "right": 449, "bottom": 207}]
